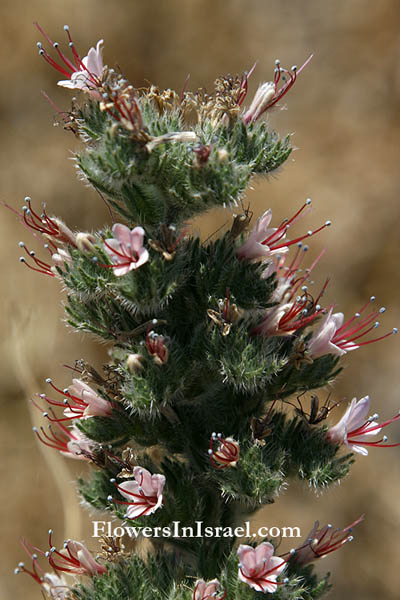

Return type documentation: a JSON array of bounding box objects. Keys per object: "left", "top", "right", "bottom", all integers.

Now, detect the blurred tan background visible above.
[{"left": 1, "top": 0, "right": 399, "bottom": 598}]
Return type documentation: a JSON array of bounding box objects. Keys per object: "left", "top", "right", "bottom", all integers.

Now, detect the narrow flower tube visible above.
[{"left": 326, "top": 396, "right": 400, "bottom": 455}]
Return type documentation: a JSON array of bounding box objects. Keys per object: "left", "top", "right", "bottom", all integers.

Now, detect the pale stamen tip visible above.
[
  {"left": 109, "top": 478, "right": 116, "bottom": 483},
  {"left": 45, "top": 378, "right": 52, "bottom": 384},
  {"left": 63, "top": 25, "right": 70, "bottom": 31},
  {"left": 393, "top": 327, "right": 398, "bottom": 334},
  {"left": 107, "top": 495, "right": 113, "bottom": 501}
]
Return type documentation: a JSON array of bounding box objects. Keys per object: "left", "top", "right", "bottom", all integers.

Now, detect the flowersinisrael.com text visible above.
[{"left": 92, "top": 520, "right": 301, "bottom": 540}]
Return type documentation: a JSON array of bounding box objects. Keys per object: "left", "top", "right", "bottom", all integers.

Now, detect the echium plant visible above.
[{"left": 13, "top": 24, "right": 400, "bottom": 600}]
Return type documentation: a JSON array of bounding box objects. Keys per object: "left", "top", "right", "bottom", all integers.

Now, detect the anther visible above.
[
  {"left": 19, "top": 257, "right": 25, "bottom": 263},
  {"left": 393, "top": 328, "right": 398, "bottom": 334},
  {"left": 379, "top": 307, "right": 386, "bottom": 313},
  {"left": 63, "top": 25, "right": 70, "bottom": 31},
  {"left": 325, "top": 220, "right": 332, "bottom": 226},
  {"left": 45, "top": 378, "right": 52, "bottom": 384},
  {"left": 110, "top": 478, "right": 116, "bottom": 483},
  {"left": 107, "top": 495, "right": 113, "bottom": 501},
  {"left": 18, "top": 561, "right": 25, "bottom": 568},
  {"left": 370, "top": 296, "right": 376, "bottom": 302},
  {"left": 305, "top": 198, "right": 312, "bottom": 205}
]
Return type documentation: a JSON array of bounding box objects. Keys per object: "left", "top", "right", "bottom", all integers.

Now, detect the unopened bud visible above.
[
  {"left": 50, "top": 218, "right": 76, "bottom": 245},
  {"left": 126, "top": 353, "right": 144, "bottom": 374},
  {"left": 243, "top": 82, "right": 275, "bottom": 125},
  {"left": 75, "top": 232, "right": 96, "bottom": 254},
  {"left": 217, "top": 148, "right": 229, "bottom": 162}
]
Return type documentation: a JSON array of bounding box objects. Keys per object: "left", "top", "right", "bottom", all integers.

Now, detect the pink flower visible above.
[
  {"left": 33, "top": 421, "right": 94, "bottom": 460},
  {"left": 35, "top": 23, "right": 104, "bottom": 96},
  {"left": 112, "top": 467, "right": 166, "bottom": 520},
  {"left": 37, "top": 377, "right": 112, "bottom": 423},
  {"left": 237, "top": 200, "right": 331, "bottom": 262},
  {"left": 42, "top": 573, "right": 70, "bottom": 599},
  {"left": 308, "top": 298, "right": 397, "bottom": 359},
  {"left": 103, "top": 224, "right": 149, "bottom": 276},
  {"left": 57, "top": 39, "right": 104, "bottom": 93},
  {"left": 252, "top": 299, "right": 324, "bottom": 338},
  {"left": 208, "top": 433, "right": 240, "bottom": 468},
  {"left": 292, "top": 516, "right": 363, "bottom": 566},
  {"left": 17, "top": 532, "right": 106, "bottom": 580},
  {"left": 243, "top": 55, "right": 313, "bottom": 125},
  {"left": 237, "top": 542, "right": 286, "bottom": 594},
  {"left": 51, "top": 248, "right": 72, "bottom": 269},
  {"left": 46, "top": 535, "right": 107, "bottom": 576},
  {"left": 193, "top": 579, "right": 224, "bottom": 600},
  {"left": 326, "top": 396, "right": 400, "bottom": 456}
]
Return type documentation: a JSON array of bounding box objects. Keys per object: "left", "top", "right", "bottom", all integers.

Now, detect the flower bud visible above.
[
  {"left": 127, "top": 353, "right": 144, "bottom": 373},
  {"left": 243, "top": 82, "right": 275, "bottom": 125},
  {"left": 75, "top": 232, "right": 97, "bottom": 253}
]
